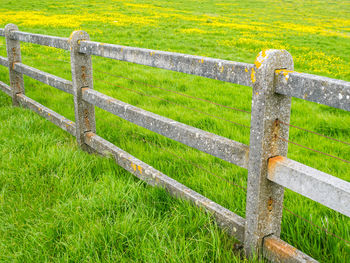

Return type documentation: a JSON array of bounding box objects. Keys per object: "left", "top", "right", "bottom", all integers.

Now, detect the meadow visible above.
[{"left": 0, "top": 0, "right": 349, "bottom": 262}]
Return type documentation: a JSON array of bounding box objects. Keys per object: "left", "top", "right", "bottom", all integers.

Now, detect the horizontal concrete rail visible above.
[
  {"left": 0, "top": 81, "right": 11, "bottom": 96},
  {"left": 0, "top": 56, "right": 8, "bottom": 67},
  {"left": 85, "top": 132, "right": 246, "bottom": 241},
  {"left": 275, "top": 70, "right": 350, "bottom": 112},
  {"left": 16, "top": 94, "right": 76, "bottom": 136},
  {"left": 268, "top": 156, "right": 350, "bottom": 217},
  {"left": 8, "top": 31, "right": 70, "bottom": 50},
  {"left": 82, "top": 88, "right": 249, "bottom": 168},
  {"left": 14, "top": 62, "right": 73, "bottom": 94},
  {"left": 85, "top": 132, "right": 316, "bottom": 262},
  {"left": 79, "top": 41, "right": 254, "bottom": 87},
  {"left": 263, "top": 235, "right": 318, "bottom": 263}
]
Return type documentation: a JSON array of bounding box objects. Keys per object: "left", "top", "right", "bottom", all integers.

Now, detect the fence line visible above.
[
  {"left": 22, "top": 52, "right": 252, "bottom": 114},
  {"left": 131, "top": 131, "right": 350, "bottom": 253},
  {"left": 132, "top": 131, "right": 248, "bottom": 192},
  {"left": 1, "top": 24, "right": 349, "bottom": 262},
  {"left": 133, "top": 131, "right": 350, "bottom": 245},
  {"left": 136, "top": 129, "right": 350, "bottom": 245},
  {"left": 277, "top": 136, "right": 350, "bottom": 164},
  {"left": 81, "top": 86, "right": 250, "bottom": 167},
  {"left": 277, "top": 119, "right": 350, "bottom": 146},
  {"left": 95, "top": 78, "right": 251, "bottom": 128},
  {"left": 33, "top": 53, "right": 251, "bottom": 122},
  {"left": 283, "top": 207, "right": 350, "bottom": 245},
  {"left": 94, "top": 68, "right": 251, "bottom": 114}
]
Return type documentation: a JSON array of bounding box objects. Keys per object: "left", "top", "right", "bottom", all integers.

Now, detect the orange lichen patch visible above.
[
  {"left": 254, "top": 50, "right": 269, "bottom": 69},
  {"left": 245, "top": 68, "right": 248, "bottom": 72},
  {"left": 255, "top": 60, "right": 262, "bottom": 69},
  {"left": 251, "top": 68, "right": 256, "bottom": 83},
  {"left": 268, "top": 156, "right": 285, "bottom": 175},
  {"left": 131, "top": 163, "right": 137, "bottom": 172},
  {"left": 264, "top": 236, "right": 297, "bottom": 259},
  {"left": 275, "top": 69, "right": 294, "bottom": 81},
  {"left": 137, "top": 165, "right": 142, "bottom": 174},
  {"left": 275, "top": 69, "right": 294, "bottom": 75}
]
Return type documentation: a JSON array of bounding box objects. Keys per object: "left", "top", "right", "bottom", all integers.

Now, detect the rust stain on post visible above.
[
  {"left": 81, "top": 65, "right": 86, "bottom": 81},
  {"left": 11, "top": 50, "right": 16, "bottom": 69},
  {"left": 272, "top": 119, "right": 280, "bottom": 135},
  {"left": 268, "top": 156, "right": 285, "bottom": 176},
  {"left": 271, "top": 119, "right": 281, "bottom": 153},
  {"left": 85, "top": 132, "right": 95, "bottom": 140},
  {"left": 267, "top": 197, "right": 273, "bottom": 212},
  {"left": 84, "top": 109, "right": 90, "bottom": 129}
]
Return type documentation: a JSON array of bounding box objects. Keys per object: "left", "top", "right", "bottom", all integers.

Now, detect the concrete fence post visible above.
[
  {"left": 244, "top": 49, "right": 293, "bottom": 256},
  {"left": 70, "top": 30, "right": 96, "bottom": 151},
  {"left": 5, "top": 24, "right": 24, "bottom": 106}
]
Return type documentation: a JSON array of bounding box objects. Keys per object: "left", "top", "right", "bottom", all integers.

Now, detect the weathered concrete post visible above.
[
  {"left": 5, "top": 24, "right": 24, "bottom": 106},
  {"left": 70, "top": 31, "right": 96, "bottom": 151},
  {"left": 244, "top": 49, "right": 293, "bottom": 256}
]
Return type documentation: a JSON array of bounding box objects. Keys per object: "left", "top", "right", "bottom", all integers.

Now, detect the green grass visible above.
[{"left": 0, "top": 0, "right": 349, "bottom": 262}]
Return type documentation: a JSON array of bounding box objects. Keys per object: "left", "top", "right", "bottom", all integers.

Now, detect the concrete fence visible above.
[{"left": 0, "top": 24, "right": 349, "bottom": 262}]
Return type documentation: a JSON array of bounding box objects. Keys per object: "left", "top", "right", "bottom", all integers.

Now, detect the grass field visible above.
[{"left": 0, "top": 0, "right": 349, "bottom": 262}]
